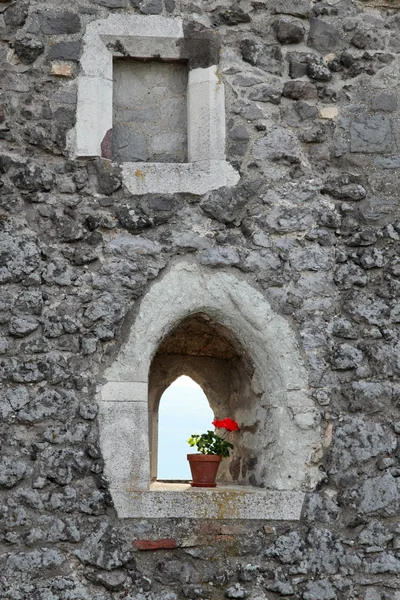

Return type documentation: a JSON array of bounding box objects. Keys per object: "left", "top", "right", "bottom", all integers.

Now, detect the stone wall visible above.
[{"left": 0, "top": 0, "right": 400, "bottom": 599}]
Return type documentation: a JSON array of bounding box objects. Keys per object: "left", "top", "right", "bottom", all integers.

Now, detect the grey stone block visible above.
[
  {"left": 272, "top": 0, "right": 311, "bottom": 17},
  {"left": 140, "top": 0, "right": 163, "bottom": 14},
  {"left": 350, "top": 115, "right": 394, "bottom": 153},
  {"left": 371, "top": 92, "right": 397, "bottom": 112},
  {"left": 36, "top": 10, "right": 81, "bottom": 35},
  {"left": 113, "top": 126, "right": 148, "bottom": 162},
  {"left": 308, "top": 18, "right": 343, "bottom": 53},
  {"left": 274, "top": 17, "right": 305, "bottom": 44},
  {"left": 47, "top": 41, "right": 81, "bottom": 62},
  {"left": 14, "top": 37, "right": 43, "bottom": 64}
]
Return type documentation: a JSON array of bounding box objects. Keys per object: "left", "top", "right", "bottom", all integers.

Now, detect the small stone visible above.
[
  {"left": 4, "top": 1, "right": 28, "bottom": 30},
  {"left": 230, "top": 126, "right": 249, "bottom": 141},
  {"left": 371, "top": 92, "right": 397, "bottom": 113},
  {"left": 248, "top": 85, "right": 282, "bottom": 104},
  {"left": 47, "top": 41, "right": 81, "bottom": 62},
  {"left": 272, "top": 0, "right": 310, "bottom": 18},
  {"left": 300, "top": 124, "right": 328, "bottom": 143},
  {"left": 320, "top": 107, "right": 338, "bottom": 119},
  {"left": 225, "top": 584, "right": 247, "bottom": 599},
  {"left": 51, "top": 63, "right": 73, "bottom": 77},
  {"left": 215, "top": 4, "right": 251, "bottom": 25},
  {"left": 308, "top": 18, "right": 343, "bottom": 54},
  {"left": 14, "top": 36, "right": 44, "bottom": 64},
  {"left": 165, "top": 0, "right": 175, "bottom": 12},
  {"left": 360, "top": 473, "right": 399, "bottom": 516},
  {"left": 350, "top": 115, "right": 394, "bottom": 154},
  {"left": 274, "top": 17, "right": 305, "bottom": 44},
  {"left": 0, "top": 458, "right": 27, "bottom": 488},
  {"left": 140, "top": 0, "right": 163, "bottom": 14},
  {"left": 254, "top": 126, "right": 304, "bottom": 163},
  {"left": 81, "top": 336, "right": 98, "bottom": 355},
  {"left": 79, "top": 402, "right": 99, "bottom": 420},
  {"left": 351, "top": 31, "right": 368, "bottom": 49},
  {"left": 282, "top": 80, "right": 318, "bottom": 100},
  {"left": 87, "top": 570, "right": 127, "bottom": 590},
  {"left": 36, "top": 10, "right": 81, "bottom": 35},
  {"left": 377, "top": 458, "right": 395, "bottom": 471},
  {"left": 9, "top": 316, "right": 39, "bottom": 337},
  {"left": 340, "top": 51, "right": 355, "bottom": 68},
  {"left": 93, "top": 158, "right": 122, "bottom": 195},
  {"left": 307, "top": 62, "right": 332, "bottom": 81},
  {"left": 199, "top": 247, "right": 240, "bottom": 267},
  {"left": 330, "top": 344, "right": 364, "bottom": 370},
  {"left": 303, "top": 579, "right": 337, "bottom": 600},
  {"left": 12, "top": 163, "right": 54, "bottom": 192}
]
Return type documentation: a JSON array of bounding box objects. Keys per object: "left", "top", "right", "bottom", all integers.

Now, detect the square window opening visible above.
[{"left": 112, "top": 58, "right": 188, "bottom": 164}]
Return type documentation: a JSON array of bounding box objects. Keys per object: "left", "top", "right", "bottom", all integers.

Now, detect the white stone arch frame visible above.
[
  {"left": 73, "top": 14, "right": 239, "bottom": 194},
  {"left": 98, "top": 262, "right": 322, "bottom": 520}
]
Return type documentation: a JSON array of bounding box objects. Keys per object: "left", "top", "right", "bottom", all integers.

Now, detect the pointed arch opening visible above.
[
  {"left": 148, "top": 312, "right": 261, "bottom": 486},
  {"left": 157, "top": 376, "right": 214, "bottom": 481}
]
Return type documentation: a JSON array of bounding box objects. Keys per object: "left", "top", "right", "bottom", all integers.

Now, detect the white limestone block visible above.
[
  {"left": 75, "top": 76, "right": 112, "bottom": 157},
  {"left": 100, "top": 381, "right": 148, "bottom": 403},
  {"left": 99, "top": 401, "right": 150, "bottom": 491}
]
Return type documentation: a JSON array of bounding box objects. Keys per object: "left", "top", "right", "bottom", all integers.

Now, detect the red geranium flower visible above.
[{"left": 212, "top": 418, "right": 239, "bottom": 432}]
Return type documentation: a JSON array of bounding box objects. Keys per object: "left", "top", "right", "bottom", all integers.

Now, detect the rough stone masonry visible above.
[{"left": 0, "top": 0, "right": 400, "bottom": 599}]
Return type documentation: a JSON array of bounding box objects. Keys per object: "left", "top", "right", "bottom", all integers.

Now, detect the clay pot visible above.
[{"left": 187, "top": 454, "right": 222, "bottom": 487}]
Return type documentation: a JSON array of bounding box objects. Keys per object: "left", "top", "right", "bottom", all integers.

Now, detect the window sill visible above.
[
  {"left": 110, "top": 483, "right": 305, "bottom": 520},
  {"left": 121, "top": 160, "right": 239, "bottom": 195}
]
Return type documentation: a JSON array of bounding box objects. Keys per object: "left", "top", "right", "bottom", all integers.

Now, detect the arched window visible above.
[
  {"left": 98, "top": 261, "right": 321, "bottom": 519},
  {"left": 148, "top": 312, "right": 259, "bottom": 487},
  {"left": 157, "top": 376, "right": 214, "bottom": 481}
]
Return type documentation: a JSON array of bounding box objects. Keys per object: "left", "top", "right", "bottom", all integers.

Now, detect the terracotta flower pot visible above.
[{"left": 187, "top": 454, "right": 222, "bottom": 487}]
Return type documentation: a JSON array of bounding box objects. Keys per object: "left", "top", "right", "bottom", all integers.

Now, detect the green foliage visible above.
[{"left": 188, "top": 430, "right": 234, "bottom": 457}]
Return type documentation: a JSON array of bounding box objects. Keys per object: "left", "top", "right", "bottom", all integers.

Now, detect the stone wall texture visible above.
[{"left": 0, "top": 0, "right": 400, "bottom": 599}]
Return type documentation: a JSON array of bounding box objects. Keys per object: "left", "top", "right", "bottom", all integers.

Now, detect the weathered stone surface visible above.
[
  {"left": 303, "top": 580, "right": 337, "bottom": 600},
  {"left": 282, "top": 80, "right": 318, "bottom": 100},
  {"left": 307, "top": 61, "right": 332, "bottom": 81},
  {"left": 272, "top": 0, "right": 310, "bottom": 18},
  {"left": 359, "top": 473, "right": 399, "bottom": 516},
  {"left": 329, "top": 417, "right": 396, "bottom": 474},
  {"left": 0, "top": 234, "right": 41, "bottom": 284},
  {"left": 35, "top": 10, "right": 81, "bottom": 34},
  {"left": 253, "top": 127, "right": 304, "bottom": 163},
  {"left": 214, "top": 4, "right": 251, "bottom": 25},
  {"left": 201, "top": 188, "right": 247, "bottom": 225},
  {"left": 240, "top": 39, "right": 283, "bottom": 75},
  {"left": 47, "top": 41, "right": 81, "bottom": 62},
  {"left": 274, "top": 17, "right": 305, "bottom": 44},
  {"left": 308, "top": 18, "right": 343, "bottom": 53},
  {"left": 0, "top": 457, "right": 27, "bottom": 488},
  {"left": 14, "top": 36, "right": 44, "bottom": 63},
  {"left": 350, "top": 116, "right": 394, "bottom": 153}
]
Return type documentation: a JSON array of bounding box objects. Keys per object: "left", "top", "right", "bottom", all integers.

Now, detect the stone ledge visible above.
[
  {"left": 121, "top": 160, "right": 239, "bottom": 195},
  {"left": 110, "top": 484, "right": 305, "bottom": 520}
]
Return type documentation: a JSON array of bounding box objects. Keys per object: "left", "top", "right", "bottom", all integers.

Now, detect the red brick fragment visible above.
[{"left": 134, "top": 539, "right": 177, "bottom": 551}]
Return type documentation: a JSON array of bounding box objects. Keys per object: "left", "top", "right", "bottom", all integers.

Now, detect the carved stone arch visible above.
[{"left": 98, "top": 261, "right": 322, "bottom": 519}]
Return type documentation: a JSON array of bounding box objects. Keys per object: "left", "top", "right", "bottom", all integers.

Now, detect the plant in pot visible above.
[{"left": 187, "top": 418, "right": 239, "bottom": 487}]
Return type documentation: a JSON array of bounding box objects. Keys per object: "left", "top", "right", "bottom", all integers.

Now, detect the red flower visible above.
[{"left": 212, "top": 418, "right": 239, "bottom": 432}]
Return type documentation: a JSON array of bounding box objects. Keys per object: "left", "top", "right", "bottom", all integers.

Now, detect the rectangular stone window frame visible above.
[{"left": 74, "top": 14, "right": 239, "bottom": 194}]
